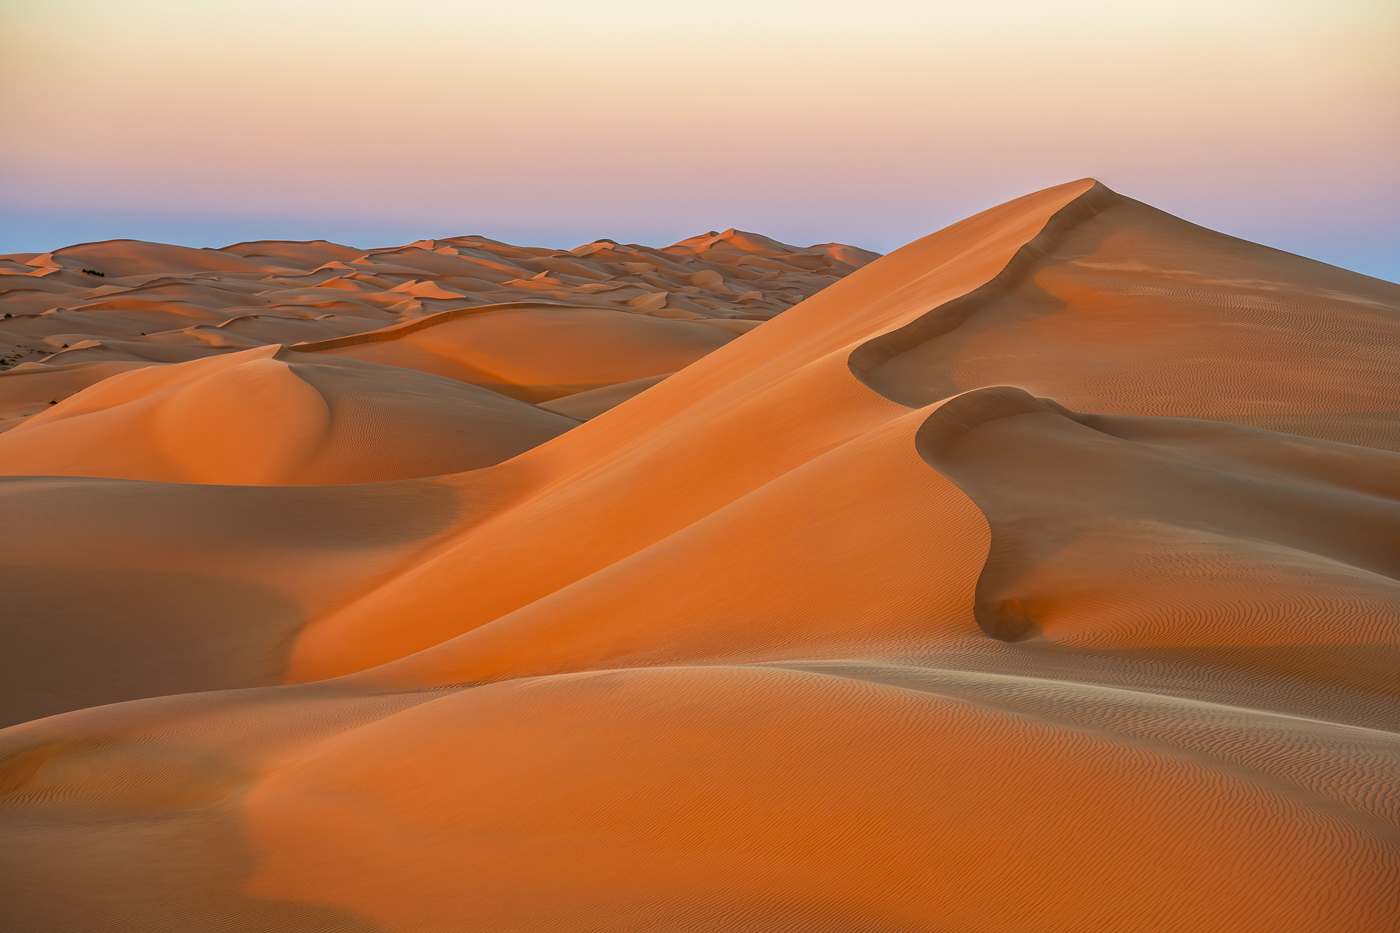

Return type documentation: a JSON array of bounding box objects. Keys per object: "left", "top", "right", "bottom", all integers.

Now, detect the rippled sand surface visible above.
[{"left": 2, "top": 181, "right": 1397, "bottom": 932}]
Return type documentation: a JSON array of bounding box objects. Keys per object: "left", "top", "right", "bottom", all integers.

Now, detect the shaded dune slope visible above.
[
  {"left": 0, "top": 474, "right": 470, "bottom": 728},
  {"left": 919, "top": 387, "right": 1400, "bottom": 703},
  {"left": 0, "top": 346, "right": 577, "bottom": 485},
  {"left": 852, "top": 182, "right": 1400, "bottom": 449},
  {"left": 290, "top": 301, "right": 750, "bottom": 403},
  {"left": 3, "top": 180, "right": 1400, "bottom": 932}
]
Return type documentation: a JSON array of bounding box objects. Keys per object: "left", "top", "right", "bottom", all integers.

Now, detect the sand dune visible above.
[
  {"left": 537, "top": 372, "right": 674, "bottom": 420},
  {"left": 0, "top": 229, "right": 859, "bottom": 481},
  {"left": 852, "top": 183, "right": 1400, "bottom": 449},
  {"left": 0, "top": 228, "right": 861, "bottom": 376},
  {"left": 292, "top": 302, "right": 753, "bottom": 403},
  {"left": 0, "top": 346, "right": 579, "bottom": 485},
  {"left": 0, "top": 360, "right": 153, "bottom": 432},
  {"left": 2, "top": 180, "right": 1398, "bottom": 932}
]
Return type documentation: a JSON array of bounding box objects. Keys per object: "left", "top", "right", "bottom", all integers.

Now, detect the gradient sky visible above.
[{"left": 3, "top": 0, "right": 1397, "bottom": 280}]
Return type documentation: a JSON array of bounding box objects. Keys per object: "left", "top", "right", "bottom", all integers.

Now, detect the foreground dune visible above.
[{"left": 2, "top": 180, "right": 1398, "bottom": 932}]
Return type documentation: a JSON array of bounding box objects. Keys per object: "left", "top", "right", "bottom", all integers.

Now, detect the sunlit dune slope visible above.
[
  {"left": 0, "top": 359, "right": 153, "bottom": 431},
  {"left": 0, "top": 345, "right": 578, "bottom": 485},
  {"left": 2, "top": 180, "right": 1399, "bottom": 933}
]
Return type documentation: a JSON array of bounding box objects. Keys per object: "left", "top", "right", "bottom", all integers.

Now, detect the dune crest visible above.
[
  {"left": 0, "top": 345, "right": 580, "bottom": 485},
  {"left": 0, "top": 228, "right": 869, "bottom": 463},
  {"left": 3, "top": 179, "right": 1399, "bottom": 932},
  {"left": 853, "top": 182, "right": 1400, "bottom": 449}
]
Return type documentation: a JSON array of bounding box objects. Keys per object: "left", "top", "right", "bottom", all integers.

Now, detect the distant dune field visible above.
[{"left": 2, "top": 181, "right": 1398, "bottom": 932}]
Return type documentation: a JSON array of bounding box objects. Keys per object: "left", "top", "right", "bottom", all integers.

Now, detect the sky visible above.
[{"left": 2, "top": 0, "right": 1397, "bottom": 280}]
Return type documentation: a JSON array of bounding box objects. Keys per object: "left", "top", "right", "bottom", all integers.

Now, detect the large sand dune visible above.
[{"left": 2, "top": 180, "right": 1398, "bottom": 932}]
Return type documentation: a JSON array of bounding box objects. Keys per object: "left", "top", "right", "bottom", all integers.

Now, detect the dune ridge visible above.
[
  {"left": 849, "top": 180, "right": 1122, "bottom": 378},
  {"left": 0, "top": 228, "right": 871, "bottom": 432},
  {"left": 2, "top": 179, "right": 1399, "bottom": 932},
  {"left": 284, "top": 300, "right": 618, "bottom": 352}
]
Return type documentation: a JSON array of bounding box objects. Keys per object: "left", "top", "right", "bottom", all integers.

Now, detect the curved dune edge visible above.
[
  {"left": 537, "top": 373, "right": 672, "bottom": 421},
  {"left": 916, "top": 385, "right": 1400, "bottom": 701},
  {"left": 1, "top": 226, "right": 870, "bottom": 439},
  {"left": 2, "top": 179, "right": 1399, "bottom": 932},
  {"left": 284, "top": 300, "right": 575, "bottom": 352},
  {"left": 847, "top": 180, "right": 1400, "bottom": 450},
  {"left": 0, "top": 181, "right": 1095, "bottom": 720},
  {"left": 290, "top": 303, "right": 746, "bottom": 404},
  {"left": 0, "top": 345, "right": 580, "bottom": 485},
  {"left": 848, "top": 180, "right": 1121, "bottom": 391},
  {"left": 914, "top": 386, "right": 1083, "bottom": 640},
  {"left": 280, "top": 180, "right": 1095, "bottom": 682}
]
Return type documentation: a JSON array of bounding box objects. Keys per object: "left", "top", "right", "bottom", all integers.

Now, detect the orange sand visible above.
[
  {"left": 0, "top": 346, "right": 582, "bottom": 485},
  {"left": 0, "top": 231, "right": 854, "bottom": 483},
  {"left": 2, "top": 182, "right": 1398, "bottom": 932}
]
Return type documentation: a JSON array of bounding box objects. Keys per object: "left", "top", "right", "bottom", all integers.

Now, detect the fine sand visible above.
[
  {"left": 0, "top": 229, "right": 863, "bottom": 470},
  {"left": 1, "top": 182, "right": 1398, "bottom": 932}
]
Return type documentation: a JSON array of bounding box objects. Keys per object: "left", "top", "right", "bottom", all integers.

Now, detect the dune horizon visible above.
[{"left": 2, "top": 178, "right": 1399, "bottom": 932}]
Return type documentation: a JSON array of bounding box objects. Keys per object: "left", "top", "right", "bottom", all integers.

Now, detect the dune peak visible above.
[{"left": 2, "top": 179, "right": 1399, "bottom": 932}]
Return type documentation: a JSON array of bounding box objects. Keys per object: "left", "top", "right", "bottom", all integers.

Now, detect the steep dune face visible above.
[
  {"left": 853, "top": 183, "right": 1400, "bottom": 449},
  {"left": 3, "top": 180, "right": 1400, "bottom": 932},
  {"left": 284, "top": 181, "right": 1094, "bottom": 682},
  {"left": 918, "top": 387, "right": 1400, "bottom": 701}
]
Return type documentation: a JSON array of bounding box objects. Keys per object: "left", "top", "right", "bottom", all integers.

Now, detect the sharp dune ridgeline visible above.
[
  {"left": 0, "top": 229, "right": 868, "bottom": 482},
  {"left": 2, "top": 180, "right": 1399, "bottom": 932}
]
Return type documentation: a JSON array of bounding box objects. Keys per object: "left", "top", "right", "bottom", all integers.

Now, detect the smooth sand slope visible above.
[
  {"left": 2, "top": 181, "right": 1399, "bottom": 932},
  {"left": 0, "top": 346, "right": 580, "bottom": 485},
  {"left": 291, "top": 303, "right": 750, "bottom": 403}
]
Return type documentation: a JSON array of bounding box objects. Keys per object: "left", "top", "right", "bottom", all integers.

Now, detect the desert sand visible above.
[
  {"left": 1, "top": 180, "right": 1398, "bottom": 932},
  {"left": 0, "top": 229, "right": 858, "bottom": 482}
]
